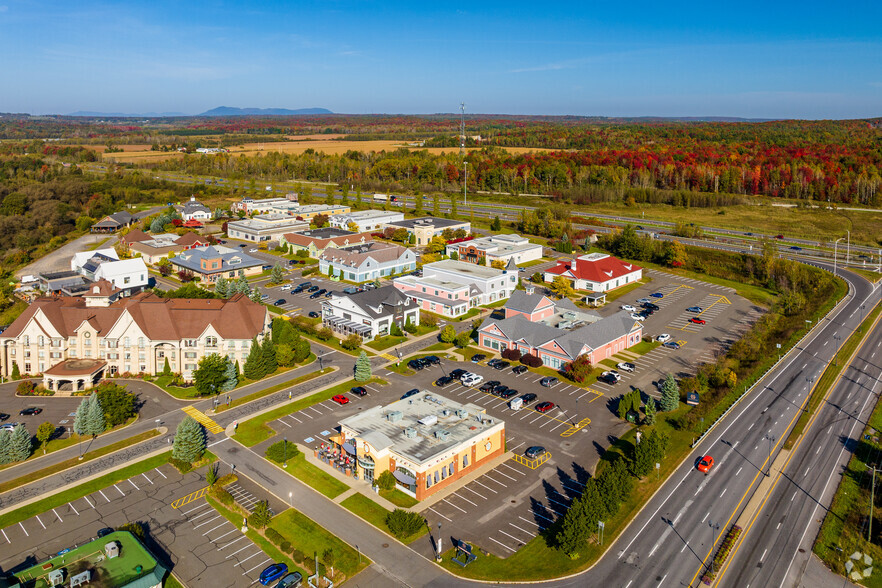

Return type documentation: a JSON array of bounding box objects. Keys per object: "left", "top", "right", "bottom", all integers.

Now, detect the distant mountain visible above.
[
  {"left": 66, "top": 111, "right": 188, "bottom": 117},
  {"left": 198, "top": 106, "right": 333, "bottom": 116}
]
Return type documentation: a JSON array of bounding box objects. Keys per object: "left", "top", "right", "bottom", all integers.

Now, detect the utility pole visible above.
[
  {"left": 868, "top": 464, "right": 882, "bottom": 542},
  {"left": 846, "top": 230, "right": 850, "bottom": 267},
  {"left": 709, "top": 521, "right": 721, "bottom": 575},
  {"left": 833, "top": 237, "right": 844, "bottom": 276},
  {"left": 463, "top": 161, "right": 468, "bottom": 207}
]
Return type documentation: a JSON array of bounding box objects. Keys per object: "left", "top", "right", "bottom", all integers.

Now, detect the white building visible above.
[
  {"left": 226, "top": 214, "right": 309, "bottom": 243},
  {"left": 543, "top": 253, "right": 643, "bottom": 292},
  {"left": 319, "top": 242, "right": 417, "bottom": 283},
  {"left": 328, "top": 210, "right": 405, "bottom": 233},
  {"left": 416, "top": 259, "right": 518, "bottom": 306},
  {"left": 71, "top": 250, "right": 149, "bottom": 296},
  {"left": 446, "top": 233, "right": 542, "bottom": 266},
  {"left": 180, "top": 196, "right": 212, "bottom": 222},
  {"left": 321, "top": 286, "right": 419, "bottom": 341}
]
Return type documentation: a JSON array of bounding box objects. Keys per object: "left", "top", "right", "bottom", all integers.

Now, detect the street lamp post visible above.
[
  {"left": 765, "top": 434, "right": 775, "bottom": 477},
  {"left": 709, "top": 521, "right": 721, "bottom": 575},
  {"left": 463, "top": 162, "right": 468, "bottom": 207},
  {"left": 284, "top": 436, "right": 288, "bottom": 468},
  {"left": 436, "top": 523, "right": 442, "bottom": 562},
  {"left": 833, "top": 237, "right": 844, "bottom": 276}
]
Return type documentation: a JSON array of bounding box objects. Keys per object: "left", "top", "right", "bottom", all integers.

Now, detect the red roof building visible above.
[
  {"left": 182, "top": 219, "right": 204, "bottom": 229},
  {"left": 544, "top": 253, "right": 642, "bottom": 292}
]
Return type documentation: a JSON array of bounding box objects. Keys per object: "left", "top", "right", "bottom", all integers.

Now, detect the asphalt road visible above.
[{"left": 581, "top": 265, "right": 877, "bottom": 588}]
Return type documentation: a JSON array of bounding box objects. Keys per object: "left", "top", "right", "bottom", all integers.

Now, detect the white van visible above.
[{"left": 508, "top": 397, "right": 523, "bottom": 411}]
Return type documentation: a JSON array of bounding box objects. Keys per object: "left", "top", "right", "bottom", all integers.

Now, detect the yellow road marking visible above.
[
  {"left": 676, "top": 340, "right": 687, "bottom": 347},
  {"left": 380, "top": 353, "right": 397, "bottom": 361},
  {"left": 511, "top": 451, "right": 551, "bottom": 469},
  {"left": 696, "top": 294, "right": 731, "bottom": 318},
  {"left": 561, "top": 418, "right": 592, "bottom": 437},
  {"left": 181, "top": 406, "right": 224, "bottom": 434},
  {"left": 582, "top": 388, "right": 604, "bottom": 404},
  {"left": 171, "top": 486, "right": 209, "bottom": 509}
]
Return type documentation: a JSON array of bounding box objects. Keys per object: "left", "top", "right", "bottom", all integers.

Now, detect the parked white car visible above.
[
  {"left": 280, "top": 284, "right": 292, "bottom": 291},
  {"left": 621, "top": 304, "right": 636, "bottom": 312},
  {"left": 630, "top": 313, "right": 646, "bottom": 321},
  {"left": 602, "top": 370, "right": 622, "bottom": 382},
  {"left": 656, "top": 333, "right": 671, "bottom": 343},
  {"left": 461, "top": 373, "right": 484, "bottom": 387},
  {"left": 617, "top": 362, "right": 636, "bottom": 373}
]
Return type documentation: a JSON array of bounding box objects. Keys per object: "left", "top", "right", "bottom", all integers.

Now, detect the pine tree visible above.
[
  {"left": 86, "top": 392, "right": 105, "bottom": 436},
  {"left": 262, "top": 337, "right": 278, "bottom": 374},
  {"left": 11, "top": 362, "right": 20, "bottom": 380},
  {"left": 556, "top": 495, "right": 589, "bottom": 557},
  {"left": 270, "top": 264, "right": 284, "bottom": 284},
  {"left": 220, "top": 357, "right": 238, "bottom": 392},
  {"left": 172, "top": 416, "right": 206, "bottom": 463},
  {"left": 235, "top": 275, "right": 250, "bottom": 295},
  {"left": 243, "top": 337, "right": 264, "bottom": 380},
  {"left": 340, "top": 184, "right": 349, "bottom": 205},
  {"left": 354, "top": 351, "right": 371, "bottom": 382},
  {"left": 249, "top": 286, "right": 262, "bottom": 304},
  {"left": 414, "top": 192, "right": 424, "bottom": 216},
  {"left": 355, "top": 188, "right": 363, "bottom": 209},
  {"left": 0, "top": 427, "right": 10, "bottom": 464},
  {"left": 325, "top": 188, "right": 335, "bottom": 205},
  {"left": 644, "top": 397, "right": 657, "bottom": 425},
  {"left": 450, "top": 195, "right": 457, "bottom": 218},
  {"left": 215, "top": 276, "right": 229, "bottom": 298},
  {"left": 73, "top": 395, "right": 92, "bottom": 437},
  {"left": 162, "top": 357, "right": 172, "bottom": 376},
  {"left": 8, "top": 424, "right": 31, "bottom": 462},
  {"left": 659, "top": 373, "right": 680, "bottom": 412},
  {"left": 234, "top": 360, "right": 241, "bottom": 377}
]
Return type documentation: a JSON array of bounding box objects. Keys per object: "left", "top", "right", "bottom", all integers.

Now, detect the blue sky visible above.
[{"left": 2, "top": 0, "right": 880, "bottom": 118}]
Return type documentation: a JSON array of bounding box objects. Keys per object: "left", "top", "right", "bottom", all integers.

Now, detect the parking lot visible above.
[{"left": 0, "top": 463, "right": 283, "bottom": 587}]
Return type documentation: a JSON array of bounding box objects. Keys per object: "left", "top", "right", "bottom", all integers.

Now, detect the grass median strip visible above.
[
  {"left": 0, "top": 429, "right": 161, "bottom": 496},
  {"left": 784, "top": 300, "right": 882, "bottom": 450},
  {"left": 0, "top": 451, "right": 170, "bottom": 529},
  {"left": 232, "top": 377, "right": 387, "bottom": 447},
  {"left": 216, "top": 365, "right": 333, "bottom": 413},
  {"left": 270, "top": 453, "right": 349, "bottom": 500},
  {"left": 340, "top": 493, "right": 427, "bottom": 544}
]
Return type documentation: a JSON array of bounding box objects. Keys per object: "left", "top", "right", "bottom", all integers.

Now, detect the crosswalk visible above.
[{"left": 182, "top": 406, "right": 224, "bottom": 434}]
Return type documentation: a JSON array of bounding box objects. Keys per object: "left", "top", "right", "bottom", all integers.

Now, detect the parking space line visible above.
[
  {"left": 489, "top": 537, "right": 516, "bottom": 552},
  {"left": 18, "top": 522, "right": 28, "bottom": 537},
  {"left": 510, "top": 522, "right": 536, "bottom": 536},
  {"left": 194, "top": 515, "right": 222, "bottom": 529},
  {"left": 219, "top": 536, "right": 249, "bottom": 551},
  {"left": 213, "top": 529, "right": 237, "bottom": 542},
  {"left": 203, "top": 522, "right": 229, "bottom": 536},
  {"left": 36, "top": 515, "right": 45, "bottom": 530},
  {"left": 518, "top": 516, "right": 543, "bottom": 530},
  {"left": 278, "top": 418, "right": 292, "bottom": 428},
  {"left": 244, "top": 557, "right": 273, "bottom": 575},
  {"left": 129, "top": 479, "right": 140, "bottom": 491},
  {"left": 183, "top": 502, "right": 211, "bottom": 515},
  {"left": 463, "top": 486, "right": 486, "bottom": 500},
  {"left": 234, "top": 551, "right": 264, "bottom": 567},
  {"left": 68, "top": 502, "right": 79, "bottom": 515},
  {"left": 83, "top": 496, "right": 95, "bottom": 509},
  {"left": 453, "top": 494, "right": 477, "bottom": 507},
  {"left": 225, "top": 544, "right": 254, "bottom": 558},
  {"left": 53, "top": 508, "right": 63, "bottom": 523},
  {"left": 98, "top": 490, "right": 111, "bottom": 503},
  {"left": 499, "top": 529, "right": 524, "bottom": 543},
  {"left": 532, "top": 510, "right": 556, "bottom": 524},
  {"left": 508, "top": 441, "right": 525, "bottom": 452},
  {"left": 499, "top": 463, "right": 526, "bottom": 476},
  {"left": 288, "top": 414, "right": 302, "bottom": 423},
  {"left": 142, "top": 473, "right": 153, "bottom": 485},
  {"left": 473, "top": 480, "right": 498, "bottom": 494},
  {"left": 483, "top": 474, "right": 507, "bottom": 488},
  {"left": 427, "top": 506, "right": 452, "bottom": 522},
  {"left": 1, "top": 529, "right": 8, "bottom": 543},
  {"left": 442, "top": 498, "right": 467, "bottom": 513},
  {"left": 154, "top": 467, "right": 167, "bottom": 479},
  {"left": 190, "top": 509, "right": 216, "bottom": 521},
  {"left": 114, "top": 484, "right": 125, "bottom": 496}
]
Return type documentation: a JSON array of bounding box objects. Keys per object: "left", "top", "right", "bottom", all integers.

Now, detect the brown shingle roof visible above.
[
  {"left": 174, "top": 232, "right": 209, "bottom": 247},
  {"left": 282, "top": 231, "right": 374, "bottom": 250},
  {"left": 122, "top": 229, "right": 150, "bottom": 244},
  {"left": 1, "top": 292, "right": 267, "bottom": 341}
]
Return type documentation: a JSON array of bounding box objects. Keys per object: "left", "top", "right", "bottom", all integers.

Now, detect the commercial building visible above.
[
  {"left": 128, "top": 232, "right": 209, "bottom": 265},
  {"left": 179, "top": 196, "right": 212, "bottom": 222},
  {"left": 71, "top": 250, "right": 149, "bottom": 295},
  {"left": 8, "top": 531, "right": 166, "bottom": 588},
  {"left": 319, "top": 242, "right": 416, "bottom": 283},
  {"left": 321, "top": 285, "right": 419, "bottom": 340},
  {"left": 0, "top": 291, "right": 269, "bottom": 387},
  {"left": 231, "top": 195, "right": 298, "bottom": 215},
  {"left": 383, "top": 216, "right": 471, "bottom": 246},
  {"left": 392, "top": 274, "right": 471, "bottom": 318},
  {"left": 226, "top": 214, "right": 308, "bottom": 243},
  {"left": 446, "top": 233, "right": 542, "bottom": 266},
  {"left": 289, "top": 203, "right": 351, "bottom": 221},
  {"left": 279, "top": 228, "right": 374, "bottom": 258},
  {"left": 417, "top": 259, "right": 518, "bottom": 305},
  {"left": 334, "top": 391, "right": 504, "bottom": 500},
  {"left": 544, "top": 253, "right": 643, "bottom": 292},
  {"left": 328, "top": 209, "right": 405, "bottom": 233},
  {"left": 90, "top": 211, "right": 135, "bottom": 233},
  {"left": 168, "top": 245, "right": 265, "bottom": 283},
  {"left": 477, "top": 286, "right": 642, "bottom": 369}
]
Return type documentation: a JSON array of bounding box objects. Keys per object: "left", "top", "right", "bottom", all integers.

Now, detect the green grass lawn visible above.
[
  {"left": 598, "top": 276, "right": 652, "bottom": 303},
  {"left": 851, "top": 267, "right": 882, "bottom": 283},
  {"left": 216, "top": 364, "right": 329, "bottom": 413},
  {"left": 457, "top": 346, "right": 485, "bottom": 361},
  {"left": 0, "top": 430, "right": 161, "bottom": 494},
  {"left": 518, "top": 258, "right": 551, "bottom": 268},
  {"left": 340, "top": 493, "right": 428, "bottom": 545},
  {"left": 379, "top": 487, "right": 418, "bottom": 508},
  {"left": 629, "top": 339, "right": 662, "bottom": 355},
  {"left": 233, "top": 377, "right": 387, "bottom": 447},
  {"left": 269, "top": 509, "right": 370, "bottom": 580},
  {"left": 163, "top": 573, "right": 186, "bottom": 588},
  {"left": 423, "top": 341, "right": 454, "bottom": 351},
  {"left": 0, "top": 452, "right": 170, "bottom": 529},
  {"left": 271, "top": 453, "right": 350, "bottom": 499},
  {"left": 365, "top": 334, "right": 408, "bottom": 351}
]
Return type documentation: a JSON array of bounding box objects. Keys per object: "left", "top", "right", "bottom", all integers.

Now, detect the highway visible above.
[{"left": 580, "top": 265, "right": 878, "bottom": 588}]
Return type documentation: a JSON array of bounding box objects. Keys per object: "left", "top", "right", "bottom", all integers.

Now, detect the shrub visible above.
[
  {"left": 563, "top": 355, "right": 593, "bottom": 383},
  {"left": 315, "top": 327, "right": 333, "bottom": 341},
  {"left": 520, "top": 354, "right": 542, "bottom": 368},
  {"left": 169, "top": 458, "right": 192, "bottom": 474},
  {"left": 454, "top": 331, "right": 472, "bottom": 348},
  {"left": 265, "top": 440, "right": 300, "bottom": 464},
  {"left": 341, "top": 334, "right": 362, "bottom": 351},
  {"left": 390, "top": 322, "right": 403, "bottom": 337},
  {"left": 420, "top": 312, "right": 438, "bottom": 327},
  {"left": 16, "top": 380, "right": 35, "bottom": 395},
  {"left": 385, "top": 508, "right": 425, "bottom": 539},
  {"left": 403, "top": 320, "right": 418, "bottom": 334},
  {"left": 280, "top": 540, "right": 291, "bottom": 553},
  {"left": 501, "top": 348, "right": 521, "bottom": 361},
  {"left": 264, "top": 528, "right": 284, "bottom": 545},
  {"left": 117, "top": 521, "right": 146, "bottom": 541},
  {"left": 291, "top": 548, "right": 306, "bottom": 563},
  {"left": 376, "top": 470, "right": 396, "bottom": 490},
  {"left": 248, "top": 500, "right": 272, "bottom": 529},
  {"left": 210, "top": 486, "right": 234, "bottom": 506}
]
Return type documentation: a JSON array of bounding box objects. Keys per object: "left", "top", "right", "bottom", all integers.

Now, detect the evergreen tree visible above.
[
  {"left": 162, "top": 357, "right": 172, "bottom": 376},
  {"left": 262, "top": 337, "right": 278, "bottom": 374},
  {"left": 235, "top": 275, "right": 250, "bottom": 295},
  {"left": 193, "top": 353, "right": 229, "bottom": 396},
  {"left": 10, "top": 362, "right": 20, "bottom": 380},
  {"left": 293, "top": 338, "right": 311, "bottom": 363},
  {"left": 215, "top": 276, "right": 229, "bottom": 298},
  {"left": 243, "top": 337, "right": 265, "bottom": 380},
  {"left": 73, "top": 395, "right": 92, "bottom": 437},
  {"left": 355, "top": 188, "right": 363, "bottom": 209},
  {"left": 150, "top": 216, "right": 166, "bottom": 233},
  {"left": 414, "top": 192, "right": 424, "bottom": 215},
  {"left": 354, "top": 351, "right": 371, "bottom": 382},
  {"left": 85, "top": 392, "right": 105, "bottom": 436},
  {"left": 325, "top": 188, "right": 335, "bottom": 205},
  {"left": 220, "top": 357, "right": 238, "bottom": 392},
  {"left": 490, "top": 216, "right": 502, "bottom": 231},
  {"left": 270, "top": 264, "right": 284, "bottom": 284},
  {"left": 659, "top": 373, "right": 680, "bottom": 412},
  {"left": 249, "top": 286, "right": 262, "bottom": 304},
  {"left": 450, "top": 195, "right": 457, "bottom": 218},
  {"left": 340, "top": 184, "right": 349, "bottom": 205},
  {"left": 234, "top": 360, "right": 241, "bottom": 377},
  {"left": 556, "top": 494, "right": 590, "bottom": 557},
  {"left": 172, "top": 416, "right": 206, "bottom": 463},
  {"left": 0, "top": 427, "right": 10, "bottom": 464},
  {"left": 8, "top": 423, "right": 31, "bottom": 462},
  {"left": 644, "top": 397, "right": 657, "bottom": 425}
]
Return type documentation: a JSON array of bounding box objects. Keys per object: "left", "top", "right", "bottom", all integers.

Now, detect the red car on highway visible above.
[
  {"left": 332, "top": 395, "right": 350, "bottom": 405},
  {"left": 697, "top": 455, "right": 714, "bottom": 473}
]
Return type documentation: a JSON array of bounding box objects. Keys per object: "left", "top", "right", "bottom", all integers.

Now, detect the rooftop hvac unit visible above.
[
  {"left": 435, "top": 429, "right": 450, "bottom": 441},
  {"left": 419, "top": 415, "right": 438, "bottom": 427},
  {"left": 104, "top": 541, "right": 119, "bottom": 559},
  {"left": 456, "top": 409, "right": 469, "bottom": 419},
  {"left": 442, "top": 409, "right": 451, "bottom": 417},
  {"left": 47, "top": 570, "right": 64, "bottom": 587},
  {"left": 388, "top": 411, "right": 403, "bottom": 423},
  {"left": 424, "top": 395, "right": 435, "bottom": 403},
  {"left": 404, "top": 427, "right": 417, "bottom": 438}
]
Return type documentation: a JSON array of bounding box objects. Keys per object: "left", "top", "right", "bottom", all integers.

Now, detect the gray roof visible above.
[
  {"left": 479, "top": 314, "right": 564, "bottom": 347},
  {"left": 385, "top": 216, "right": 467, "bottom": 230},
  {"left": 81, "top": 253, "right": 117, "bottom": 274},
  {"left": 170, "top": 246, "right": 264, "bottom": 275},
  {"left": 182, "top": 199, "right": 211, "bottom": 214},
  {"left": 345, "top": 285, "right": 413, "bottom": 319},
  {"left": 505, "top": 290, "right": 553, "bottom": 314},
  {"left": 92, "top": 211, "right": 133, "bottom": 228}
]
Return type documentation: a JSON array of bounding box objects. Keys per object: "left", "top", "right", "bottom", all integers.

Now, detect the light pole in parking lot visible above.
[{"left": 436, "top": 522, "right": 443, "bottom": 562}]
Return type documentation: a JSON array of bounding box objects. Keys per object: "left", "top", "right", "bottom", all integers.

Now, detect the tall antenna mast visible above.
[{"left": 459, "top": 102, "right": 466, "bottom": 157}]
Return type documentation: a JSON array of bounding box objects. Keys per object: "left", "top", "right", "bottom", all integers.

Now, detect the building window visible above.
[
  {"left": 23, "top": 335, "right": 29, "bottom": 346},
  {"left": 440, "top": 468, "right": 447, "bottom": 481},
  {"left": 448, "top": 464, "right": 454, "bottom": 477},
  {"left": 434, "top": 471, "right": 439, "bottom": 484},
  {"left": 124, "top": 337, "right": 130, "bottom": 347},
  {"left": 426, "top": 477, "right": 432, "bottom": 489},
  {"left": 463, "top": 454, "right": 469, "bottom": 468},
  {"left": 25, "top": 363, "right": 31, "bottom": 373},
  {"left": 138, "top": 337, "right": 145, "bottom": 348},
  {"left": 38, "top": 336, "right": 44, "bottom": 346},
  {"left": 206, "top": 336, "right": 218, "bottom": 348},
  {"left": 185, "top": 352, "right": 197, "bottom": 359}
]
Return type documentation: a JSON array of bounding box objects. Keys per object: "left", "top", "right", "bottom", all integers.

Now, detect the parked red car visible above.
[
  {"left": 689, "top": 317, "right": 706, "bottom": 325},
  {"left": 536, "top": 401, "right": 555, "bottom": 413},
  {"left": 332, "top": 395, "right": 349, "bottom": 405}
]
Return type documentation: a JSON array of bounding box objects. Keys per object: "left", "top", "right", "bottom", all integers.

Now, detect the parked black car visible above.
[
  {"left": 307, "top": 285, "right": 319, "bottom": 292},
  {"left": 435, "top": 376, "right": 454, "bottom": 387},
  {"left": 423, "top": 355, "right": 441, "bottom": 366},
  {"left": 449, "top": 368, "right": 467, "bottom": 379},
  {"left": 492, "top": 360, "right": 510, "bottom": 370},
  {"left": 512, "top": 365, "right": 528, "bottom": 375},
  {"left": 308, "top": 311, "right": 320, "bottom": 318},
  {"left": 407, "top": 358, "right": 427, "bottom": 371},
  {"left": 401, "top": 389, "right": 420, "bottom": 400},
  {"left": 519, "top": 393, "right": 537, "bottom": 404},
  {"left": 273, "top": 298, "right": 286, "bottom": 306}
]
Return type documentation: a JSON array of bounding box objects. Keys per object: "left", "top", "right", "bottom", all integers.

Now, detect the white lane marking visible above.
[
  {"left": 203, "top": 522, "right": 228, "bottom": 536},
  {"left": 792, "top": 491, "right": 797, "bottom": 502},
  {"left": 735, "top": 467, "right": 742, "bottom": 476},
  {"left": 649, "top": 543, "right": 659, "bottom": 557},
  {"left": 154, "top": 467, "right": 167, "bottom": 479},
  {"left": 720, "top": 488, "right": 727, "bottom": 498},
  {"left": 761, "top": 548, "right": 768, "bottom": 561},
  {"left": 442, "top": 498, "right": 467, "bottom": 513},
  {"left": 129, "top": 479, "right": 140, "bottom": 491},
  {"left": 427, "top": 506, "right": 452, "bottom": 522},
  {"left": 1, "top": 529, "right": 9, "bottom": 543},
  {"left": 114, "top": 484, "right": 125, "bottom": 496},
  {"left": 83, "top": 496, "right": 95, "bottom": 509},
  {"left": 183, "top": 502, "right": 211, "bottom": 515},
  {"left": 702, "top": 512, "right": 709, "bottom": 523},
  {"left": 463, "top": 486, "right": 487, "bottom": 500},
  {"left": 190, "top": 509, "right": 216, "bottom": 521},
  {"left": 194, "top": 515, "right": 222, "bottom": 529},
  {"left": 53, "top": 508, "right": 63, "bottom": 523},
  {"left": 36, "top": 515, "right": 45, "bottom": 530},
  {"left": 69, "top": 502, "right": 80, "bottom": 516},
  {"left": 233, "top": 551, "right": 263, "bottom": 566},
  {"left": 658, "top": 574, "right": 667, "bottom": 586},
  {"left": 218, "top": 536, "right": 248, "bottom": 551},
  {"left": 509, "top": 522, "right": 536, "bottom": 536},
  {"left": 244, "top": 557, "right": 273, "bottom": 575},
  {"left": 18, "top": 522, "right": 28, "bottom": 537},
  {"left": 499, "top": 529, "right": 525, "bottom": 543},
  {"left": 99, "top": 490, "right": 111, "bottom": 503},
  {"left": 142, "top": 473, "right": 153, "bottom": 485},
  {"left": 489, "top": 536, "right": 516, "bottom": 552},
  {"left": 213, "top": 529, "right": 237, "bottom": 542}
]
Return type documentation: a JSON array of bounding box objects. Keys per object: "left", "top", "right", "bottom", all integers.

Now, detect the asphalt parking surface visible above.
[{"left": 0, "top": 463, "right": 281, "bottom": 587}]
